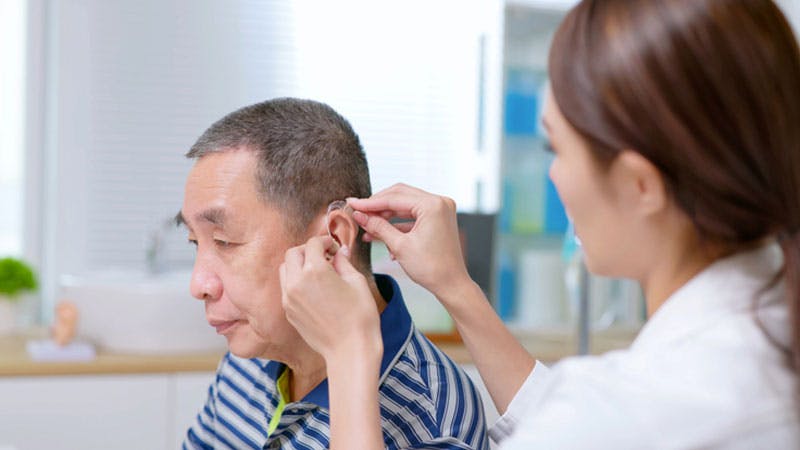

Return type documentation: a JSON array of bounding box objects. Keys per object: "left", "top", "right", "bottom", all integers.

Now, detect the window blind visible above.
[{"left": 47, "top": 0, "right": 484, "bottom": 277}]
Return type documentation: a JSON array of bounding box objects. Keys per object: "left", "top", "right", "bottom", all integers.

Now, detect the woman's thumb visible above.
[{"left": 332, "top": 247, "right": 360, "bottom": 277}]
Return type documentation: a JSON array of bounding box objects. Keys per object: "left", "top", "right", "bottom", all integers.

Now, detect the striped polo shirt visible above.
[{"left": 183, "top": 274, "right": 489, "bottom": 450}]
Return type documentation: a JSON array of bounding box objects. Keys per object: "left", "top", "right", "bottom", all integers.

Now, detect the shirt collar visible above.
[
  {"left": 265, "top": 273, "right": 413, "bottom": 410},
  {"left": 632, "top": 240, "right": 785, "bottom": 350}
]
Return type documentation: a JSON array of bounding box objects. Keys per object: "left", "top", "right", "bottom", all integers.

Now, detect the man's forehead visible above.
[{"left": 186, "top": 149, "right": 259, "bottom": 182}]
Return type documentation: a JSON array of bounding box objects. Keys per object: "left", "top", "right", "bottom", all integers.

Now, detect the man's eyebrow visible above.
[
  {"left": 175, "top": 211, "right": 187, "bottom": 228},
  {"left": 174, "top": 208, "right": 227, "bottom": 229},
  {"left": 198, "top": 208, "right": 227, "bottom": 227}
]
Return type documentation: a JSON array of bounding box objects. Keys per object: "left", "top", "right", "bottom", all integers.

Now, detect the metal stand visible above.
[{"left": 577, "top": 261, "right": 590, "bottom": 355}]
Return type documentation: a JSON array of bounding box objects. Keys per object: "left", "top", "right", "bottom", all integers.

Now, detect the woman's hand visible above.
[
  {"left": 279, "top": 236, "right": 382, "bottom": 364},
  {"left": 350, "top": 185, "right": 536, "bottom": 414},
  {"left": 347, "top": 183, "right": 472, "bottom": 300},
  {"left": 281, "top": 236, "right": 385, "bottom": 450}
]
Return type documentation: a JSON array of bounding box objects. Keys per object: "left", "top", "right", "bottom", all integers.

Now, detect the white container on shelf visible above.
[
  {"left": 0, "top": 301, "right": 16, "bottom": 334},
  {"left": 514, "top": 248, "right": 567, "bottom": 328}
]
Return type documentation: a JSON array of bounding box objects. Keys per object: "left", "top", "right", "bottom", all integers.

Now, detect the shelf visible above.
[
  {"left": 506, "top": 0, "right": 578, "bottom": 14},
  {"left": 497, "top": 231, "right": 563, "bottom": 250}
]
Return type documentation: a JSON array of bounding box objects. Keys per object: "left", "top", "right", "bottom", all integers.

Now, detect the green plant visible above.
[{"left": 0, "top": 257, "right": 38, "bottom": 301}]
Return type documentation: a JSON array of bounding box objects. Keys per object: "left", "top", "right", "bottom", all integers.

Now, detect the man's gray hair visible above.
[{"left": 187, "top": 98, "right": 372, "bottom": 267}]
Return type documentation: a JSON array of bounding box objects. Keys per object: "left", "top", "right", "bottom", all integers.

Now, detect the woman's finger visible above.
[
  {"left": 352, "top": 211, "right": 405, "bottom": 252},
  {"left": 392, "top": 221, "right": 415, "bottom": 233},
  {"left": 278, "top": 262, "right": 292, "bottom": 310},
  {"left": 346, "top": 185, "right": 425, "bottom": 216},
  {"left": 360, "top": 222, "right": 414, "bottom": 243},
  {"left": 278, "top": 262, "right": 287, "bottom": 289},
  {"left": 283, "top": 245, "right": 306, "bottom": 272},
  {"left": 303, "top": 235, "right": 337, "bottom": 267},
  {"left": 332, "top": 247, "right": 361, "bottom": 280}
]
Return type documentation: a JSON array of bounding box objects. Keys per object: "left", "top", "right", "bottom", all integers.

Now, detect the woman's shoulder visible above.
[
  {"left": 502, "top": 347, "right": 798, "bottom": 449},
  {"left": 523, "top": 327, "right": 798, "bottom": 448}
]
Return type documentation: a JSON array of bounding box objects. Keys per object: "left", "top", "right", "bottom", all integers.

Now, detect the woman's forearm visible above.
[
  {"left": 326, "top": 351, "right": 384, "bottom": 450},
  {"left": 438, "top": 279, "right": 536, "bottom": 415}
]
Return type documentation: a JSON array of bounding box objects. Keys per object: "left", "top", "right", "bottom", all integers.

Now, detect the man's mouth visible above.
[{"left": 208, "top": 319, "right": 240, "bottom": 335}]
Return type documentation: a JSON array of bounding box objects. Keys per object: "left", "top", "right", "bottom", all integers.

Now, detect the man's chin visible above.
[{"left": 225, "top": 337, "right": 267, "bottom": 359}]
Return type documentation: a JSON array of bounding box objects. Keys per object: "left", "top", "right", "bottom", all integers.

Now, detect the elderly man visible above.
[{"left": 179, "top": 98, "right": 488, "bottom": 449}]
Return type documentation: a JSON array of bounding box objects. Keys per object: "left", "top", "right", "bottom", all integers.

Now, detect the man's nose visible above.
[{"left": 190, "top": 261, "right": 222, "bottom": 301}]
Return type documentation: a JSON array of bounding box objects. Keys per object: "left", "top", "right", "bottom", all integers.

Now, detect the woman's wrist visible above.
[
  {"left": 325, "top": 335, "right": 383, "bottom": 372},
  {"left": 325, "top": 335, "right": 383, "bottom": 450},
  {"left": 325, "top": 345, "right": 382, "bottom": 402},
  {"left": 433, "top": 276, "right": 485, "bottom": 313}
]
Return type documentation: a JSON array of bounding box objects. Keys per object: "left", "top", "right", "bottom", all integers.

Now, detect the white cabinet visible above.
[
  {"left": 170, "top": 372, "right": 217, "bottom": 449},
  {"left": 0, "top": 367, "right": 494, "bottom": 450},
  {"left": 0, "top": 374, "right": 169, "bottom": 450},
  {"left": 0, "top": 372, "right": 215, "bottom": 450}
]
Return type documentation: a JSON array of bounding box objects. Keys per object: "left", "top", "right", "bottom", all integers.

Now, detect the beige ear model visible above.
[{"left": 52, "top": 301, "right": 79, "bottom": 346}]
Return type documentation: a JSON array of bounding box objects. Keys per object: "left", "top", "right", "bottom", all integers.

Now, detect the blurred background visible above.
[{"left": 1, "top": 0, "right": 798, "bottom": 449}]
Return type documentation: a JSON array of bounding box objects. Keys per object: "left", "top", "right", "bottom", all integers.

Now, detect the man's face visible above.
[{"left": 181, "top": 149, "right": 301, "bottom": 359}]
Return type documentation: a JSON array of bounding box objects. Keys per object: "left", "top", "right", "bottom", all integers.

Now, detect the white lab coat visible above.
[{"left": 492, "top": 242, "right": 799, "bottom": 449}]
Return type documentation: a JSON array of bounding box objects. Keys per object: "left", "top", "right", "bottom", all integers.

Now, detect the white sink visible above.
[{"left": 59, "top": 270, "right": 226, "bottom": 355}]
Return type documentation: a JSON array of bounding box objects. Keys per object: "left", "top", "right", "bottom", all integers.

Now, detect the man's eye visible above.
[
  {"left": 544, "top": 141, "right": 556, "bottom": 154},
  {"left": 214, "top": 239, "right": 232, "bottom": 248},
  {"left": 188, "top": 239, "right": 198, "bottom": 247}
]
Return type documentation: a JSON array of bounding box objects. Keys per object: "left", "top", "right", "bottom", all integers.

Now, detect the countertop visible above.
[
  {"left": 0, "top": 329, "right": 223, "bottom": 377},
  {"left": 0, "top": 327, "right": 640, "bottom": 377}
]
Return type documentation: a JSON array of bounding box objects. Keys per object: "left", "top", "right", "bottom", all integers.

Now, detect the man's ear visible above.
[
  {"left": 611, "top": 150, "right": 668, "bottom": 218},
  {"left": 327, "top": 209, "right": 359, "bottom": 255}
]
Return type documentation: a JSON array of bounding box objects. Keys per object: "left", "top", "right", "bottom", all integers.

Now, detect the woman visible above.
[{"left": 280, "top": 0, "right": 800, "bottom": 448}]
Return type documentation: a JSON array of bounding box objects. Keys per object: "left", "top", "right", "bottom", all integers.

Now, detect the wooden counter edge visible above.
[{"left": 1, "top": 327, "right": 641, "bottom": 376}]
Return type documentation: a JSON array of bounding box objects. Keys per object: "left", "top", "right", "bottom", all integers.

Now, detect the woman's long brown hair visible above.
[{"left": 549, "top": 0, "right": 800, "bottom": 370}]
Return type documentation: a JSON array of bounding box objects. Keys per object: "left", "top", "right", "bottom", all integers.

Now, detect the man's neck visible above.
[
  {"left": 286, "top": 273, "right": 387, "bottom": 401},
  {"left": 369, "top": 275, "right": 388, "bottom": 314}
]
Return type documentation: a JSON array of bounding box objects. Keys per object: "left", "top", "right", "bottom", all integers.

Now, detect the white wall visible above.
[
  {"left": 0, "top": 0, "right": 26, "bottom": 256},
  {"left": 37, "top": 0, "right": 495, "bottom": 318},
  {"left": 777, "top": 0, "right": 800, "bottom": 34}
]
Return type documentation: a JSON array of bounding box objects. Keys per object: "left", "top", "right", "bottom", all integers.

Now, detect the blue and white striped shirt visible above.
[{"left": 183, "top": 274, "right": 489, "bottom": 450}]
